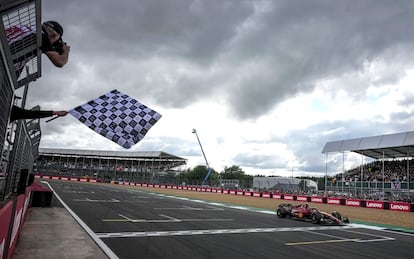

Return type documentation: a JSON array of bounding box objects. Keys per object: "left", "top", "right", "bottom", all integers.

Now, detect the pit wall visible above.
[{"left": 0, "top": 186, "right": 31, "bottom": 259}]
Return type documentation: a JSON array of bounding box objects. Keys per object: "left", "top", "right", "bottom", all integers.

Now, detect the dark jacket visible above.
[{"left": 10, "top": 105, "right": 53, "bottom": 122}]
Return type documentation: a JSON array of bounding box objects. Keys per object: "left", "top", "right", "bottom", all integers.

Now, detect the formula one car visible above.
[{"left": 276, "top": 203, "right": 349, "bottom": 225}]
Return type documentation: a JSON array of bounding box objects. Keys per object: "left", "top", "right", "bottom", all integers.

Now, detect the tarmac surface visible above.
[
  {"left": 12, "top": 194, "right": 107, "bottom": 259},
  {"left": 11, "top": 181, "right": 414, "bottom": 258}
]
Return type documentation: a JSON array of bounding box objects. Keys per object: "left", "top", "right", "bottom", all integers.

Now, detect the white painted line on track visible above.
[
  {"left": 374, "top": 229, "right": 414, "bottom": 237},
  {"left": 303, "top": 229, "right": 351, "bottom": 240},
  {"left": 63, "top": 191, "right": 95, "bottom": 194},
  {"left": 95, "top": 225, "right": 357, "bottom": 239},
  {"left": 72, "top": 198, "right": 120, "bottom": 202},
  {"left": 102, "top": 213, "right": 233, "bottom": 223},
  {"left": 42, "top": 181, "right": 119, "bottom": 259},
  {"left": 340, "top": 229, "right": 395, "bottom": 242},
  {"left": 153, "top": 205, "right": 224, "bottom": 211},
  {"left": 286, "top": 238, "right": 359, "bottom": 246}
]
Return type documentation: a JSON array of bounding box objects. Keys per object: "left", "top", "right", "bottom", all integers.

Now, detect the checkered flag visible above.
[{"left": 69, "top": 90, "right": 162, "bottom": 149}]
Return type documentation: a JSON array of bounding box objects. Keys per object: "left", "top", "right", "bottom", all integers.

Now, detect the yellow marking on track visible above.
[{"left": 286, "top": 238, "right": 359, "bottom": 246}]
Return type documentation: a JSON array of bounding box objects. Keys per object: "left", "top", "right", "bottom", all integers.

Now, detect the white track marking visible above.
[
  {"left": 95, "top": 225, "right": 356, "bottom": 239},
  {"left": 153, "top": 205, "right": 224, "bottom": 211},
  {"left": 102, "top": 213, "right": 233, "bottom": 223},
  {"left": 286, "top": 239, "right": 359, "bottom": 246},
  {"left": 63, "top": 191, "right": 95, "bottom": 193},
  {"left": 340, "top": 229, "right": 395, "bottom": 242},
  {"left": 303, "top": 230, "right": 352, "bottom": 240},
  {"left": 72, "top": 198, "right": 120, "bottom": 202}
]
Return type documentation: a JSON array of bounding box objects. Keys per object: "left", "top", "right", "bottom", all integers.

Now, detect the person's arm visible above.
[
  {"left": 44, "top": 43, "right": 70, "bottom": 67},
  {"left": 10, "top": 106, "right": 67, "bottom": 122}
]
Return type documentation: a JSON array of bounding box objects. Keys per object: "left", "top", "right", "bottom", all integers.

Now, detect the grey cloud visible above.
[
  {"left": 233, "top": 153, "right": 288, "bottom": 169},
  {"left": 40, "top": 0, "right": 414, "bottom": 120},
  {"left": 31, "top": 0, "right": 414, "bottom": 176},
  {"left": 398, "top": 92, "right": 414, "bottom": 107},
  {"left": 224, "top": 1, "right": 414, "bottom": 118}
]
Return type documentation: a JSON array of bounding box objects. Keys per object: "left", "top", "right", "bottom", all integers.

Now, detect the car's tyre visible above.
[
  {"left": 276, "top": 208, "right": 282, "bottom": 217},
  {"left": 332, "top": 211, "right": 342, "bottom": 220},
  {"left": 277, "top": 208, "right": 286, "bottom": 218},
  {"left": 311, "top": 213, "right": 321, "bottom": 224}
]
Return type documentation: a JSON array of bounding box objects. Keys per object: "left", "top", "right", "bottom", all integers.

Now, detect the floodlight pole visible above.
[{"left": 192, "top": 129, "right": 211, "bottom": 186}]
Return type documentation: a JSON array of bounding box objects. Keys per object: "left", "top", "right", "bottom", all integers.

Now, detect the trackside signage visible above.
[
  {"left": 365, "top": 200, "right": 384, "bottom": 209},
  {"left": 311, "top": 197, "right": 323, "bottom": 203},
  {"left": 345, "top": 199, "right": 360, "bottom": 207},
  {"left": 327, "top": 198, "right": 341, "bottom": 205},
  {"left": 272, "top": 194, "right": 281, "bottom": 199},
  {"left": 284, "top": 195, "right": 294, "bottom": 200},
  {"left": 389, "top": 202, "right": 411, "bottom": 212},
  {"left": 297, "top": 196, "right": 308, "bottom": 202}
]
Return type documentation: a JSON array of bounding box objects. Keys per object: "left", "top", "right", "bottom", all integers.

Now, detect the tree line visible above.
[{"left": 177, "top": 165, "right": 253, "bottom": 188}]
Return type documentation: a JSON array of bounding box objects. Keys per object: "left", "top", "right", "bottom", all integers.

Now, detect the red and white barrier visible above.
[
  {"left": 365, "top": 200, "right": 384, "bottom": 209},
  {"left": 345, "top": 199, "right": 361, "bottom": 207},
  {"left": 296, "top": 195, "right": 308, "bottom": 202},
  {"left": 327, "top": 197, "right": 341, "bottom": 205},
  {"left": 8, "top": 195, "right": 25, "bottom": 258},
  {"left": 0, "top": 201, "right": 13, "bottom": 259},
  {"left": 284, "top": 194, "right": 294, "bottom": 200},
  {"left": 389, "top": 202, "right": 411, "bottom": 212}
]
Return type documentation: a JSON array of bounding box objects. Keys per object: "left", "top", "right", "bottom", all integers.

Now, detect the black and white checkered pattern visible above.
[{"left": 69, "top": 89, "right": 162, "bottom": 149}]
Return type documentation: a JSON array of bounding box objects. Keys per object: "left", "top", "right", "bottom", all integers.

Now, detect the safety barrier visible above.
[{"left": 0, "top": 185, "right": 32, "bottom": 259}]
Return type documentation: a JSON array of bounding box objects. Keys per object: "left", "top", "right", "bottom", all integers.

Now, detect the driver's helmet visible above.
[{"left": 303, "top": 204, "right": 308, "bottom": 208}]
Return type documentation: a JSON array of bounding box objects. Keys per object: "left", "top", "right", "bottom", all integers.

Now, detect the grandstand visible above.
[
  {"left": 35, "top": 148, "right": 187, "bottom": 183},
  {"left": 322, "top": 131, "right": 414, "bottom": 201},
  {"left": 253, "top": 177, "right": 318, "bottom": 192}
]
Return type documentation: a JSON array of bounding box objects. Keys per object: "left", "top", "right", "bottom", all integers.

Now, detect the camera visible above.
[{"left": 53, "top": 38, "right": 65, "bottom": 55}]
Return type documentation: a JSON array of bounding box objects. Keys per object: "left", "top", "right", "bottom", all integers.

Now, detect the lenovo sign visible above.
[
  {"left": 327, "top": 198, "right": 341, "bottom": 205},
  {"left": 389, "top": 202, "right": 411, "bottom": 212},
  {"left": 297, "top": 196, "right": 308, "bottom": 202},
  {"left": 365, "top": 200, "right": 384, "bottom": 209},
  {"left": 345, "top": 199, "right": 360, "bottom": 207},
  {"left": 273, "top": 194, "right": 281, "bottom": 199},
  {"left": 311, "top": 197, "right": 323, "bottom": 203},
  {"left": 284, "top": 195, "right": 294, "bottom": 200}
]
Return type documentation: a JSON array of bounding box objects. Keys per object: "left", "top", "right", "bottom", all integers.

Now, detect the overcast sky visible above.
[{"left": 20, "top": 0, "right": 414, "bottom": 177}]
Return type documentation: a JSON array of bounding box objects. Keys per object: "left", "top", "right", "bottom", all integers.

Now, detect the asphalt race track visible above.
[{"left": 45, "top": 181, "right": 414, "bottom": 259}]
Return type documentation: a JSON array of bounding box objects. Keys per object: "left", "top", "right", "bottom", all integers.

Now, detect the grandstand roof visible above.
[
  {"left": 39, "top": 148, "right": 187, "bottom": 161},
  {"left": 321, "top": 131, "right": 414, "bottom": 159}
]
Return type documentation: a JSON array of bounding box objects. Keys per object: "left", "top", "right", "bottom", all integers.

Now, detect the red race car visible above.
[{"left": 276, "top": 203, "right": 349, "bottom": 225}]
